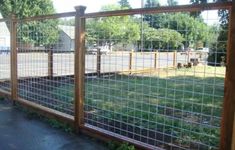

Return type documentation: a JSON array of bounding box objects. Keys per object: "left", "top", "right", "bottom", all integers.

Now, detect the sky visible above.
[
  {"left": 52, "top": 0, "right": 219, "bottom": 25},
  {"left": 53, "top": 0, "right": 188, "bottom": 13}
]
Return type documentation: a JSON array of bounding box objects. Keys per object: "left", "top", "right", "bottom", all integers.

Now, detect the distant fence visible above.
[{"left": 0, "top": 1, "right": 234, "bottom": 150}]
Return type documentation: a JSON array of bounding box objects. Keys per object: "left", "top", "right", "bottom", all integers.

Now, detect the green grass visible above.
[{"left": 53, "top": 66, "right": 225, "bottom": 149}]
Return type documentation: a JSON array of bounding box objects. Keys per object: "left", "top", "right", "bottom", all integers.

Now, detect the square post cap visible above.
[{"left": 74, "top": 6, "right": 87, "bottom": 12}]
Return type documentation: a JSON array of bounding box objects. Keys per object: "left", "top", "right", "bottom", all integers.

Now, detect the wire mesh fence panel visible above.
[
  {"left": 17, "top": 17, "right": 75, "bottom": 115},
  {"left": 83, "top": 9, "right": 227, "bottom": 150},
  {"left": 0, "top": 20, "right": 11, "bottom": 92}
]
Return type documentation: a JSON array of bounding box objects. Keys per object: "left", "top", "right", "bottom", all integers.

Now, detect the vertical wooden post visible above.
[
  {"left": 48, "top": 50, "right": 53, "bottom": 77},
  {"left": 220, "top": 1, "right": 235, "bottom": 150},
  {"left": 97, "top": 48, "right": 101, "bottom": 77},
  {"left": 173, "top": 50, "right": 177, "bottom": 68},
  {"left": 10, "top": 14, "right": 18, "bottom": 102},
  {"left": 74, "top": 6, "right": 86, "bottom": 132},
  {"left": 232, "top": 112, "right": 235, "bottom": 150},
  {"left": 154, "top": 51, "right": 158, "bottom": 69},
  {"left": 129, "top": 51, "right": 133, "bottom": 74},
  {"left": 187, "top": 50, "right": 190, "bottom": 63}
]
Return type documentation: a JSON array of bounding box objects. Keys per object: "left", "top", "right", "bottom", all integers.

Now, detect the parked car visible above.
[
  {"left": 87, "top": 46, "right": 110, "bottom": 55},
  {"left": 180, "top": 48, "right": 195, "bottom": 55},
  {"left": 196, "top": 47, "right": 209, "bottom": 53},
  {"left": 87, "top": 47, "right": 98, "bottom": 55}
]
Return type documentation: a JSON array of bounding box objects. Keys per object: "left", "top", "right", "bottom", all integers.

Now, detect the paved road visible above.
[
  {"left": 0, "top": 99, "right": 107, "bottom": 150},
  {"left": 0, "top": 52, "right": 205, "bottom": 79}
]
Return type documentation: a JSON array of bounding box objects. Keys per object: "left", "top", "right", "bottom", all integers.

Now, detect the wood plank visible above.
[
  {"left": 17, "top": 98, "right": 74, "bottom": 126},
  {"left": 173, "top": 50, "right": 177, "bottom": 68},
  {"left": 232, "top": 112, "right": 235, "bottom": 150},
  {"left": 10, "top": 15, "right": 18, "bottom": 102},
  {"left": 74, "top": 6, "right": 86, "bottom": 132},
  {"left": 48, "top": 50, "right": 53, "bottom": 77},
  {"left": 84, "top": 2, "right": 232, "bottom": 18},
  {"left": 154, "top": 51, "right": 158, "bottom": 69},
  {"left": 220, "top": 1, "right": 235, "bottom": 150},
  {"left": 81, "top": 124, "right": 163, "bottom": 150},
  {"left": 129, "top": 52, "right": 133, "bottom": 74},
  {"left": 0, "top": 18, "right": 9, "bottom": 22},
  {"left": 0, "top": 90, "right": 11, "bottom": 98},
  {"left": 97, "top": 48, "right": 101, "bottom": 77},
  {"left": 17, "top": 12, "right": 76, "bottom": 22}
]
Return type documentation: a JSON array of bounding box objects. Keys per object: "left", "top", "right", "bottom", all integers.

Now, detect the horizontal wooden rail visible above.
[
  {"left": 16, "top": 49, "right": 74, "bottom": 53},
  {"left": 17, "top": 98, "right": 74, "bottom": 126},
  {"left": 81, "top": 124, "right": 164, "bottom": 150},
  {"left": 1, "top": 2, "right": 231, "bottom": 22},
  {"left": 0, "top": 90, "right": 11, "bottom": 98},
  {"left": 11, "top": 12, "right": 76, "bottom": 23},
  {"left": 84, "top": 2, "right": 232, "bottom": 18},
  {"left": 0, "top": 18, "right": 10, "bottom": 22}
]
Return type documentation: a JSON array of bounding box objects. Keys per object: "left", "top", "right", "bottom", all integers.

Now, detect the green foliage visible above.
[
  {"left": 145, "top": 0, "right": 161, "bottom": 8},
  {"left": 0, "top": 0, "right": 59, "bottom": 47},
  {"left": 47, "top": 119, "right": 73, "bottom": 133},
  {"left": 167, "top": 0, "right": 178, "bottom": 6},
  {"left": 108, "top": 142, "right": 135, "bottom": 150},
  {"left": 25, "top": 110, "right": 73, "bottom": 132},
  {"left": 144, "top": 12, "right": 215, "bottom": 49},
  {"left": 86, "top": 5, "right": 140, "bottom": 47},
  {"left": 0, "top": 0, "right": 55, "bottom": 18},
  {"left": 143, "top": 26, "right": 184, "bottom": 49},
  {"left": 195, "top": 0, "right": 230, "bottom": 65},
  {"left": 190, "top": 0, "right": 208, "bottom": 17},
  {"left": 118, "top": 0, "right": 131, "bottom": 9}
]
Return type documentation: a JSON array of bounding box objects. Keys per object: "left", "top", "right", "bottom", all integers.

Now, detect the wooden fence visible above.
[{"left": 0, "top": 1, "right": 234, "bottom": 150}]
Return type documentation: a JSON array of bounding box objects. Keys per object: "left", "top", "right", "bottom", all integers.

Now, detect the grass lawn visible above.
[{"left": 53, "top": 66, "right": 225, "bottom": 149}]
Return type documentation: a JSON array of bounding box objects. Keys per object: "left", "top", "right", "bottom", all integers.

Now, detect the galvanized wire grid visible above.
[
  {"left": 0, "top": 20, "right": 11, "bottom": 92},
  {"left": 84, "top": 10, "right": 226, "bottom": 150},
  {"left": 17, "top": 17, "right": 75, "bottom": 115}
]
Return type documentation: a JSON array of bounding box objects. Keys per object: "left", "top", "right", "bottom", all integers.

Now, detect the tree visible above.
[
  {"left": 145, "top": 11, "right": 213, "bottom": 49},
  {"left": 191, "top": 0, "right": 230, "bottom": 65},
  {"left": 143, "top": 25, "right": 184, "bottom": 50},
  {"left": 0, "top": 0, "right": 59, "bottom": 47},
  {"left": 86, "top": 5, "right": 140, "bottom": 49},
  {"left": 143, "top": 0, "right": 162, "bottom": 29},
  {"left": 144, "top": 0, "right": 161, "bottom": 7},
  {"left": 118, "top": 0, "right": 131, "bottom": 9},
  {"left": 167, "top": 0, "right": 178, "bottom": 6},
  {"left": 190, "top": 0, "right": 208, "bottom": 17},
  {"left": 190, "top": 0, "right": 207, "bottom": 4}
]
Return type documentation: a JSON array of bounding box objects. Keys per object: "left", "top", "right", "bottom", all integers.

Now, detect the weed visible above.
[{"left": 108, "top": 142, "right": 135, "bottom": 150}]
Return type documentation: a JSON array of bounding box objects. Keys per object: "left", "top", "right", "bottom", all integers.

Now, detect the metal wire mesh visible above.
[
  {"left": 84, "top": 10, "right": 227, "bottom": 150},
  {"left": 17, "top": 17, "right": 75, "bottom": 115},
  {"left": 0, "top": 20, "right": 11, "bottom": 92}
]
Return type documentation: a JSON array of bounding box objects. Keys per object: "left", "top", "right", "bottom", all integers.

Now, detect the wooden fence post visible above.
[
  {"left": 74, "top": 6, "right": 86, "bottom": 132},
  {"left": 129, "top": 51, "right": 133, "bottom": 74},
  {"left": 187, "top": 50, "right": 190, "bottom": 63},
  {"left": 48, "top": 50, "right": 53, "bottom": 77},
  {"left": 97, "top": 48, "right": 101, "bottom": 77},
  {"left": 232, "top": 112, "right": 235, "bottom": 150},
  {"left": 10, "top": 14, "right": 18, "bottom": 102},
  {"left": 220, "top": 1, "right": 235, "bottom": 150},
  {"left": 154, "top": 51, "right": 158, "bottom": 69},
  {"left": 173, "top": 50, "right": 177, "bottom": 68}
]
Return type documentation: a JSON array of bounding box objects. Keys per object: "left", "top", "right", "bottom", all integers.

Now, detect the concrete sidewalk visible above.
[{"left": 0, "top": 99, "right": 107, "bottom": 150}]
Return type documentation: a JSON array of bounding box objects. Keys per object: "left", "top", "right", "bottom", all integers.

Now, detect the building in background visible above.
[
  {"left": 56, "top": 25, "right": 75, "bottom": 51},
  {"left": 0, "top": 14, "right": 10, "bottom": 53}
]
